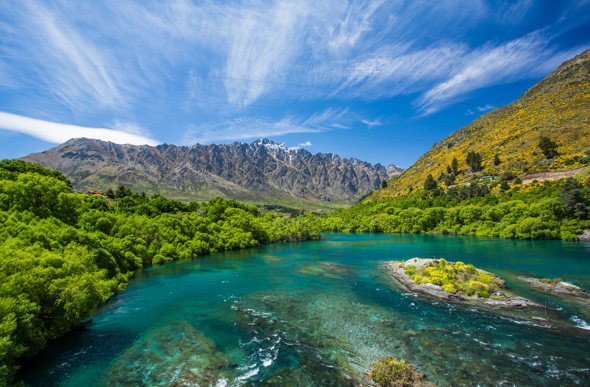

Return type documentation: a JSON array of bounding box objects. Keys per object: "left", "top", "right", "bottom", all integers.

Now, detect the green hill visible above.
[{"left": 377, "top": 48, "right": 590, "bottom": 198}]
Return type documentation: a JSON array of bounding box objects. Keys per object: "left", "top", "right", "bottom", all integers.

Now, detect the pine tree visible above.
[
  {"left": 424, "top": 174, "right": 437, "bottom": 190},
  {"left": 493, "top": 154, "right": 501, "bottom": 166},
  {"left": 451, "top": 158, "right": 459, "bottom": 175},
  {"left": 381, "top": 180, "right": 388, "bottom": 189},
  {"left": 466, "top": 151, "right": 482, "bottom": 172},
  {"left": 538, "top": 136, "right": 559, "bottom": 159}
]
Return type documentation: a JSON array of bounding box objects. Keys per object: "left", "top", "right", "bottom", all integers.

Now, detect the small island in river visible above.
[
  {"left": 385, "top": 258, "right": 541, "bottom": 308},
  {"left": 385, "top": 258, "right": 590, "bottom": 334}
]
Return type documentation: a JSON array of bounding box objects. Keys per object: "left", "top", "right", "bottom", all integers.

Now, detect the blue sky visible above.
[{"left": 0, "top": 0, "right": 589, "bottom": 168}]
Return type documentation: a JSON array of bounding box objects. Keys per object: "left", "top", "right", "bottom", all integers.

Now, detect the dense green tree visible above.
[
  {"left": 424, "top": 174, "right": 437, "bottom": 190},
  {"left": 538, "top": 136, "right": 559, "bottom": 159},
  {"left": 466, "top": 151, "right": 482, "bottom": 172},
  {"left": 451, "top": 158, "right": 459, "bottom": 175},
  {"left": 105, "top": 188, "right": 115, "bottom": 199},
  {"left": 443, "top": 173, "right": 455, "bottom": 187},
  {"left": 561, "top": 178, "right": 588, "bottom": 219},
  {"left": 115, "top": 185, "right": 132, "bottom": 199},
  {"left": 493, "top": 154, "right": 501, "bottom": 166},
  {"left": 381, "top": 180, "right": 388, "bottom": 189}
]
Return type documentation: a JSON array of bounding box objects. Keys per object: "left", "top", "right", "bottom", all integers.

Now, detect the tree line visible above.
[
  {"left": 322, "top": 176, "right": 589, "bottom": 241},
  {"left": 0, "top": 160, "right": 322, "bottom": 384}
]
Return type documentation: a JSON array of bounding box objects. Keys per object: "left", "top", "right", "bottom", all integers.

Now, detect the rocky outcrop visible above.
[
  {"left": 579, "top": 230, "right": 590, "bottom": 242},
  {"left": 21, "top": 138, "right": 402, "bottom": 206},
  {"left": 518, "top": 277, "right": 589, "bottom": 300}
]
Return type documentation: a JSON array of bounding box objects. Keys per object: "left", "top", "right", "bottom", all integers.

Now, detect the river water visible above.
[{"left": 21, "top": 233, "right": 590, "bottom": 386}]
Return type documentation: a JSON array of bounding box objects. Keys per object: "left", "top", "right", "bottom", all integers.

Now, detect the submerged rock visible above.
[{"left": 105, "top": 320, "right": 231, "bottom": 385}]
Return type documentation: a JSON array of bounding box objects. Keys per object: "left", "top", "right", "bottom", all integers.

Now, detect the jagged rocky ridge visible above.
[{"left": 21, "top": 138, "right": 402, "bottom": 205}]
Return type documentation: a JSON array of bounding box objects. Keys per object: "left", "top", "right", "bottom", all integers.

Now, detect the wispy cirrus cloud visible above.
[
  {"left": 0, "top": 112, "right": 159, "bottom": 145},
  {"left": 182, "top": 108, "right": 350, "bottom": 145},
  {"left": 9, "top": 1, "right": 135, "bottom": 110},
  {"left": 361, "top": 118, "right": 382, "bottom": 127},
  {"left": 418, "top": 33, "right": 588, "bottom": 114}
]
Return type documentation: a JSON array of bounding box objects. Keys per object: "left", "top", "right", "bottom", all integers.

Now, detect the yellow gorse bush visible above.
[{"left": 404, "top": 259, "right": 500, "bottom": 297}]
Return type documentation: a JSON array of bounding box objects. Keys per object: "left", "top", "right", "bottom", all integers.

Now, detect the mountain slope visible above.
[
  {"left": 21, "top": 138, "right": 402, "bottom": 208},
  {"left": 376, "top": 48, "right": 590, "bottom": 198}
]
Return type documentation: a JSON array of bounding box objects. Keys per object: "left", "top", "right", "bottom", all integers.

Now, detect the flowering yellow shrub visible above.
[{"left": 405, "top": 259, "right": 502, "bottom": 298}]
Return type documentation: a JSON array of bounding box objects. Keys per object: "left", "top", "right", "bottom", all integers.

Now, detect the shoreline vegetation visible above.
[
  {"left": 0, "top": 160, "right": 322, "bottom": 384},
  {"left": 321, "top": 173, "right": 590, "bottom": 242}
]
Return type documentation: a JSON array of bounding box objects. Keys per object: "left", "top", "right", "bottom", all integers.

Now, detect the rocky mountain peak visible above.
[{"left": 21, "top": 138, "right": 404, "bottom": 207}]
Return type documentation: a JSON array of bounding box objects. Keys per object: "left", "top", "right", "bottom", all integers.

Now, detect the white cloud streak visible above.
[
  {"left": 13, "top": 1, "right": 133, "bottom": 110},
  {"left": 417, "top": 32, "right": 577, "bottom": 114},
  {"left": 299, "top": 141, "right": 312, "bottom": 147},
  {"left": 361, "top": 118, "right": 382, "bottom": 126},
  {"left": 0, "top": 112, "right": 159, "bottom": 145},
  {"left": 183, "top": 108, "right": 350, "bottom": 144}
]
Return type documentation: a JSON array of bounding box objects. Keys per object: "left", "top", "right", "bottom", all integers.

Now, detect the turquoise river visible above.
[{"left": 20, "top": 233, "right": 590, "bottom": 386}]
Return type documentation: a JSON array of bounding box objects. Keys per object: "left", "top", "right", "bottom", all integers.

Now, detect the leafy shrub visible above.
[
  {"left": 539, "top": 278, "right": 563, "bottom": 286},
  {"left": 404, "top": 265, "right": 416, "bottom": 276},
  {"left": 369, "top": 356, "right": 419, "bottom": 387},
  {"left": 538, "top": 136, "right": 559, "bottom": 159}
]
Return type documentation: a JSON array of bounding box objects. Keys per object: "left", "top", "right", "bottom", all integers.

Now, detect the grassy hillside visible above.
[{"left": 377, "top": 48, "right": 590, "bottom": 199}]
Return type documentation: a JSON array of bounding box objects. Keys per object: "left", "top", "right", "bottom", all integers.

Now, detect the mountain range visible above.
[{"left": 21, "top": 138, "right": 402, "bottom": 210}]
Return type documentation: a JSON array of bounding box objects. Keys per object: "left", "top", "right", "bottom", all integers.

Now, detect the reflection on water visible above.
[{"left": 20, "top": 233, "right": 590, "bottom": 386}]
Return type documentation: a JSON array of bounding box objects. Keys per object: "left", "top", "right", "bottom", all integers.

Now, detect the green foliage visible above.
[
  {"left": 466, "top": 151, "right": 483, "bottom": 172},
  {"left": 0, "top": 160, "right": 322, "bottom": 383},
  {"left": 494, "top": 154, "right": 501, "bottom": 166},
  {"left": 382, "top": 180, "right": 388, "bottom": 189},
  {"left": 322, "top": 177, "right": 587, "bottom": 241},
  {"left": 538, "top": 136, "right": 559, "bottom": 159},
  {"left": 105, "top": 188, "right": 115, "bottom": 199},
  {"left": 539, "top": 278, "right": 563, "bottom": 286},
  {"left": 423, "top": 174, "right": 437, "bottom": 191},
  {"left": 405, "top": 260, "right": 500, "bottom": 298},
  {"left": 443, "top": 173, "right": 455, "bottom": 186},
  {"left": 451, "top": 157, "right": 459, "bottom": 175},
  {"left": 369, "top": 356, "right": 420, "bottom": 387},
  {"left": 561, "top": 178, "right": 588, "bottom": 219}
]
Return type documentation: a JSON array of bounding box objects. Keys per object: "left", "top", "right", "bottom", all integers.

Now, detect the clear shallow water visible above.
[{"left": 20, "top": 233, "right": 590, "bottom": 386}]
